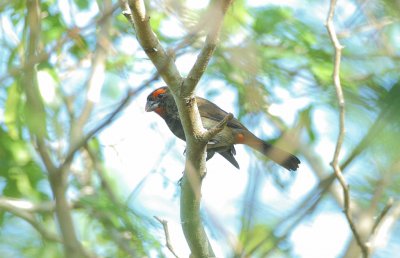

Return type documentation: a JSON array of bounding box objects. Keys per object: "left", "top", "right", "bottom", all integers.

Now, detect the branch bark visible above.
[
  {"left": 24, "top": 1, "right": 89, "bottom": 257},
  {"left": 121, "top": 0, "right": 233, "bottom": 256},
  {"left": 0, "top": 198, "right": 61, "bottom": 242},
  {"left": 326, "top": 1, "right": 369, "bottom": 257},
  {"left": 155, "top": 216, "right": 180, "bottom": 258}
]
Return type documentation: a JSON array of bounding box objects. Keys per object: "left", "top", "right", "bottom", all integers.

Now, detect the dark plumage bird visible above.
[{"left": 145, "top": 86, "right": 300, "bottom": 171}]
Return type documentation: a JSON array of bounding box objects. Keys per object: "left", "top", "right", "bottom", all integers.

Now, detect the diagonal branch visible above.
[
  {"left": 120, "top": 0, "right": 182, "bottom": 92},
  {"left": 70, "top": 0, "right": 112, "bottom": 145},
  {"left": 368, "top": 200, "right": 400, "bottom": 253},
  {"left": 203, "top": 113, "right": 233, "bottom": 142},
  {"left": 0, "top": 199, "right": 61, "bottom": 242},
  {"left": 371, "top": 198, "right": 393, "bottom": 235},
  {"left": 182, "top": 0, "right": 233, "bottom": 96},
  {"left": 326, "top": 1, "right": 369, "bottom": 257},
  {"left": 64, "top": 0, "right": 113, "bottom": 176},
  {"left": 62, "top": 73, "right": 158, "bottom": 169},
  {"left": 154, "top": 216, "right": 180, "bottom": 258}
]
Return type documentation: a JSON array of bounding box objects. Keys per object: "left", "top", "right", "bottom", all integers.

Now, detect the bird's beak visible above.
[{"left": 145, "top": 100, "right": 158, "bottom": 112}]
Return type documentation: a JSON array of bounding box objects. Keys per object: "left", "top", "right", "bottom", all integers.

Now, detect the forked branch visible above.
[{"left": 120, "top": 0, "right": 233, "bottom": 257}]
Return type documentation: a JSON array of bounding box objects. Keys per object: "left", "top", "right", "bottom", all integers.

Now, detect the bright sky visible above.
[
  {"left": 102, "top": 1, "right": 353, "bottom": 257},
  {"left": 32, "top": 0, "right": 364, "bottom": 257},
  {"left": 97, "top": 83, "right": 350, "bottom": 257}
]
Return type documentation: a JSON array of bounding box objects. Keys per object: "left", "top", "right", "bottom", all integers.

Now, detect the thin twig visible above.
[
  {"left": 203, "top": 113, "right": 233, "bottom": 142},
  {"left": 183, "top": 0, "right": 233, "bottom": 96},
  {"left": 85, "top": 145, "right": 140, "bottom": 257},
  {"left": 66, "top": 0, "right": 113, "bottom": 181},
  {"left": 326, "top": 1, "right": 369, "bottom": 257},
  {"left": 371, "top": 198, "right": 394, "bottom": 235},
  {"left": 61, "top": 73, "right": 158, "bottom": 168},
  {"left": 154, "top": 216, "right": 180, "bottom": 258},
  {"left": 368, "top": 201, "right": 400, "bottom": 252}
]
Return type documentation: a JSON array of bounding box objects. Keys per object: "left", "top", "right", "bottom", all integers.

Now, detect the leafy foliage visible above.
[{"left": 0, "top": 0, "right": 399, "bottom": 257}]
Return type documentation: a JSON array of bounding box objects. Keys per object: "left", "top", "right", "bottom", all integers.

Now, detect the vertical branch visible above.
[
  {"left": 24, "top": 0, "right": 90, "bottom": 257},
  {"left": 48, "top": 171, "right": 90, "bottom": 258},
  {"left": 325, "top": 1, "right": 369, "bottom": 258},
  {"left": 120, "top": 0, "right": 233, "bottom": 256},
  {"left": 179, "top": 1, "right": 233, "bottom": 256}
]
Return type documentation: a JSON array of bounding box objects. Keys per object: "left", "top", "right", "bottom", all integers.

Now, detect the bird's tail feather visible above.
[{"left": 244, "top": 133, "right": 300, "bottom": 171}]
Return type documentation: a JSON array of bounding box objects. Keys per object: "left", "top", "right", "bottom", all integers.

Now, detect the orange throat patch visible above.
[{"left": 154, "top": 107, "right": 165, "bottom": 117}]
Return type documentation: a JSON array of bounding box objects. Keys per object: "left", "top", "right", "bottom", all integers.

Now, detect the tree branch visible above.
[
  {"left": 0, "top": 198, "right": 61, "bottom": 242},
  {"left": 120, "top": 0, "right": 182, "bottom": 91},
  {"left": 121, "top": 0, "right": 233, "bottom": 256},
  {"left": 182, "top": 0, "right": 233, "bottom": 96},
  {"left": 368, "top": 201, "right": 400, "bottom": 253},
  {"left": 155, "top": 216, "right": 180, "bottom": 258},
  {"left": 61, "top": 73, "right": 157, "bottom": 169},
  {"left": 203, "top": 113, "right": 233, "bottom": 142},
  {"left": 326, "top": 1, "right": 369, "bottom": 257},
  {"left": 0, "top": 198, "right": 55, "bottom": 213},
  {"left": 24, "top": 0, "right": 89, "bottom": 257},
  {"left": 70, "top": 0, "right": 112, "bottom": 149},
  {"left": 371, "top": 198, "right": 393, "bottom": 235}
]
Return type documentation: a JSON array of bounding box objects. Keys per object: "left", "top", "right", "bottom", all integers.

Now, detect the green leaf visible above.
[
  {"left": 252, "top": 7, "right": 292, "bottom": 35},
  {"left": 4, "top": 83, "right": 22, "bottom": 139},
  {"left": 310, "top": 61, "right": 333, "bottom": 86},
  {"left": 238, "top": 223, "right": 274, "bottom": 255},
  {"left": 41, "top": 13, "right": 65, "bottom": 42},
  {"left": 73, "top": 0, "right": 90, "bottom": 10},
  {"left": 300, "top": 106, "right": 315, "bottom": 142}
]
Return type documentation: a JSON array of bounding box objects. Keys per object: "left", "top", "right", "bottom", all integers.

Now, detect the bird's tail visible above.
[{"left": 244, "top": 133, "right": 300, "bottom": 171}]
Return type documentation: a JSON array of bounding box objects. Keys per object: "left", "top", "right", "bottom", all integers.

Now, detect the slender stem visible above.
[
  {"left": 326, "top": 1, "right": 369, "bottom": 257},
  {"left": 154, "top": 216, "right": 180, "bottom": 258}
]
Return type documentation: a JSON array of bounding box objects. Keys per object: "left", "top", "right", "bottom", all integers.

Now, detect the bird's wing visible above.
[{"left": 196, "top": 97, "right": 246, "bottom": 130}]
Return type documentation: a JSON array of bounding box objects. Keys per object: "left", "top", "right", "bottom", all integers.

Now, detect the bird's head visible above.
[{"left": 145, "top": 86, "right": 171, "bottom": 116}]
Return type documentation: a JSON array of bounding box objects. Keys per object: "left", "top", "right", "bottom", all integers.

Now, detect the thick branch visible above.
[
  {"left": 122, "top": 1, "right": 233, "bottom": 256},
  {"left": 326, "top": 1, "right": 369, "bottom": 257},
  {"left": 24, "top": 0, "right": 88, "bottom": 257},
  {"left": 180, "top": 167, "right": 215, "bottom": 257},
  {"left": 121, "top": 0, "right": 182, "bottom": 91}
]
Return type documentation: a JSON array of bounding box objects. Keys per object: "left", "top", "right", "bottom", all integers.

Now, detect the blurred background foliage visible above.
[{"left": 0, "top": 0, "right": 399, "bottom": 257}]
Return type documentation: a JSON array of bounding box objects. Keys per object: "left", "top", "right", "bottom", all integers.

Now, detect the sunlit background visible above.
[{"left": 1, "top": 0, "right": 399, "bottom": 257}]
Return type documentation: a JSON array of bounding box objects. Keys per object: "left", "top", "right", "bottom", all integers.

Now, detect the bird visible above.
[{"left": 145, "top": 86, "right": 300, "bottom": 171}]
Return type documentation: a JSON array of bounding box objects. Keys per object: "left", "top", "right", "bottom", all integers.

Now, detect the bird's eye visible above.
[{"left": 157, "top": 93, "right": 165, "bottom": 99}]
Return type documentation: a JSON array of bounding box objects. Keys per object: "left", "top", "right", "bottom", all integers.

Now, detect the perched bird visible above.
[{"left": 145, "top": 86, "right": 300, "bottom": 171}]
